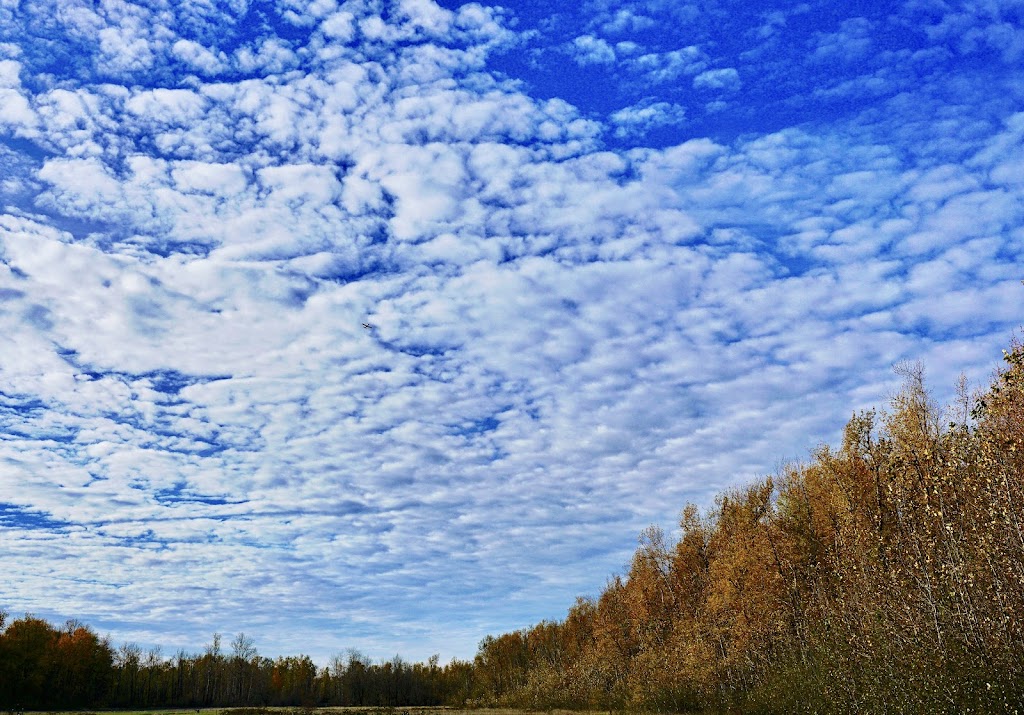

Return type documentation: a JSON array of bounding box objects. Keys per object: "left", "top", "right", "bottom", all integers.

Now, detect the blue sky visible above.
[{"left": 0, "top": 0, "right": 1022, "bottom": 664}]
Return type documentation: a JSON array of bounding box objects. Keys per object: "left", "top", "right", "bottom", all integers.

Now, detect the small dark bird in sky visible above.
[{"left": 362, "top": 323, "right": 372, "bottom": 329}]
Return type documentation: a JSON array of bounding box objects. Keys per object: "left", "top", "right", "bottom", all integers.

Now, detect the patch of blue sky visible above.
[
  {"left": 0, "top": 502, "right": 74, "bottom": 531},
  {"left": 1, "top": 417, "right": 79, "bottom": 445},
  {"left": 0, "top": 374, "right": 52, "bottom": 402},
  {"left": 16, "top": 208, "right": 117, "bottom": 248},
  {"left": 378, "top": 338, "right": 458, "bottom": 358},
  {"left": 0, "top": 138, "right": 50, "bottom": 181},
  {"left": 236, "top": 502, "right": 382, "bottom": 520},
  {"left": 449, "top": 415, "right": 500, "bottom": 438},
  {"left": 453, "top": 0, "right": 1024, "bottom": 147},
  {"left": 141, "top": 431, "right": 229, "bottom": 457},
  {"left": 141, "top": 239, "right": 217, "bottom": 258},
  {"left": 113, "top": 527, "right": 175, "bottom": 549}
]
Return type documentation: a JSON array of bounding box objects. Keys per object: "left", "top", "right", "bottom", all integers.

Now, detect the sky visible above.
[{"left": 0, "top": 0, "right": 1022, "bottom": 665}]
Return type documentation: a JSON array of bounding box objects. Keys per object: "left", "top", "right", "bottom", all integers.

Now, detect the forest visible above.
[
  {"left": 3, "top": 339, "right": 1024, "bottom": 713},
  {"left": 0, "top": 619, "right": 475, "bottom": 710}
]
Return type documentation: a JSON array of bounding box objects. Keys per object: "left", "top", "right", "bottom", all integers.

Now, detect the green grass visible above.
[{"left": 27, "top": 708, "right": 615, "bottom": 715}]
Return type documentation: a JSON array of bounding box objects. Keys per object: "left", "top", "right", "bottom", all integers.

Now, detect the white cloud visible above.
[
  {"left": 171, "top": 160, "right": 250, "bottom": 195},
  {"left": 97, "top": 18, "right": 160, "bottom": 74},
  {"left": 320, "top": 11, "right": 356, "bottom": 42},
  {"left": 0, "top": 57, "right": 21, "bottom": 86},
  {"left": 918, "top": 0, "right": 1024, "bottom": 63},
  {"left": 0, "top": 87, "right": 36, "bottom": 133},
  {"left": 971, "top": 111, "right": 1024, "bottom": 186},
  {"left": 570, "top": 34, "right": 616, "bottom": 65},
  {"left": 36, "top": 156, "right": 126, "bottom": 218},
  {"left": 172, "top": 39, "right": 228, "bottom": 75},
  {"left": 629, "top": 46, "right": 705, "bottom": 84},
  {"left": 692, "top": 66, "right": 741, "bottom": 91},
  {"left": 126, "top": 87, "right": 207, "bottom": 122},
  {"left": 615, "top": 40, "right": 642, "bottom": 56},
  {"left": 600, "top": 9, "right": 656, "bottom": 34},
  {"left": 810, "top": 18, "right": 874, "bottom": 63},
  {"left": 609, "top": 99, "right": 686, "bottom": 138},
  {"left": 397, "top": 0, "right": 455, "bottom": 36},
  {"left": 234, "top": 37, "right": 299, "bottom": 74}
]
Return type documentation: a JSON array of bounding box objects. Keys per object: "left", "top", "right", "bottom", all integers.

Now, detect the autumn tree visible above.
[
  {"left": 471, "top": 337, "right": 1024, "bottom": 713},
  {"left": 0, "top": 615, "right": 58, "bottom": 709},
  {"left": 50, "top": 621, "right": 114, "bottom": 708}
]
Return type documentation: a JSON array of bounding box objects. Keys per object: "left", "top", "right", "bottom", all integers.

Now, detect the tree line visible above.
[
  {"left": 472, "top": 342, "right": 1024, "bottom": 713},
  {"left": 4, "top": 339, "right": 1024, "bottom": 713},
  {"left": 0, "top": 618, "right": 475, "bottom": 710}
]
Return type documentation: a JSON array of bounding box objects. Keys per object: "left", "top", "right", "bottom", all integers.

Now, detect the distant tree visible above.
[
  {"left": 229, "top": 632, "right": 258, "bottom": 703},
  {"left": 113, "top": 642, "right": 142, "bottom": 706},
  {"left": 200, "top": 633, "right": 224, "bottom": 705},
  {"left": 0, "top": 610, "right": 8, "bottom": 707},
  {"left": 51, "top": 621, "right": 114, "bottom": 708},
  {"left": 0, "top": 615, "right": 58, "bottom": 709}
]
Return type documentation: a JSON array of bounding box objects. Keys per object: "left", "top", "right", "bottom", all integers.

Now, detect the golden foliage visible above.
[{"left": 473, "top": 339, "right": 1024, "bottom": 713}]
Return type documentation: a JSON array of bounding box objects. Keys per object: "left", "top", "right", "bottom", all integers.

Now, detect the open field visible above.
[
  {"left": 19, "top": 709, "right": 610, "bottom": 715},
  {"left": 14, "top": 709, "right": 628, "bottom": 715}
]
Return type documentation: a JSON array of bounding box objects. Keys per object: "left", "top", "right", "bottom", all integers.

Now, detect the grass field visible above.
[{"left": 25, "top": 704, "right": 606, "bottom": 708}]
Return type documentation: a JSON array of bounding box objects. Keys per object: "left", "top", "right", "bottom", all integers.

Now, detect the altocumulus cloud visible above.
[{"left": 0, "top": 0, "right": 1022, "bottom": 664}]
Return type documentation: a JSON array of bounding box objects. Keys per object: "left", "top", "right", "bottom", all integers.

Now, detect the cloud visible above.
[
  {"left": 599, "top": 9, "right": 656, "bottom": 35},
  {"left": 234, "top": 37, "right": 299, "bottom": 74},
  {"left": 0, "top": 58, "right": 21, "bottom": 85},
  {"left": 0, "top": 88, "right": 35, "bottom": 133},
  {"left": 809, "top": 18, "right": 874, "bottom": 63},
  {"left": 0, "top": 59, "right": 37, "bottom": 135},
  {"left": 692, "top": 67, "right": 741, "bottom": 91},
  {"left": 570, "top": 34, "right": 616, "bottom": 65},
  {"left": 915, "top": 0, "right": 1024, "bottom": 63},
  {"left": 609, "top": 98, "right": 686, "bottom": 138},
  {"left": 320, "top": 11, "right": 357, "bottom": 42},
  {"left": 171, "top": 39, "right": 229, "bottom": 75},
  {"left": 0, "top": 0, "right": 1021, "bottom": 669},
  {"left": 629, "top": 46, "right": 706, "bottom": 84}
]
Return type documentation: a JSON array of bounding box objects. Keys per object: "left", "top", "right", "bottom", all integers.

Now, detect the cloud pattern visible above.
[{"left": 0, "top": 0, "right": 1022, "bottom": 663}]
